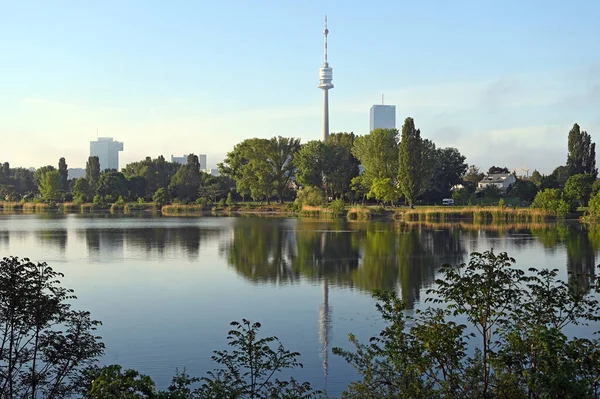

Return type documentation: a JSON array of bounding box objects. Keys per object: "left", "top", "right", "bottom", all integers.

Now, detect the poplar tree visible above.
[
  {"left": 398, "top": 118, "right": 424, "bottom": 207},
  {"left": 567, "top": 123, "right": 597, "bottom": 178}
]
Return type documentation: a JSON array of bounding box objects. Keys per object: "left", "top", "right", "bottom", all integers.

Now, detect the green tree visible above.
[
  {"left": 294, "top": 186, "right": 324, "bottom": 207},
  {"left": 38, "top": 169, "right": 63, "bottom": 202},
  {"left": 122, "top": 156, "right": 180, "bottom": 199},
  {"left": 198, "top": 319, "right": 318, "bottom": 398},
  {"left": 564, "top": 173, "right": 596, "bottom": 207},
  {"left": 398, "top": 117, "right": 433, "bottom": 207},
  {"left": 352, "top": 128, "right": 399, "bottom": 193},
  {"left": 294, "top": 140, "right": 328, "bottom": 189},
  {"left": 33, "top": 165, "right": 56, "bottom": 188},
  {"left": 452, "top": 187, "right": 470, "bottom": 205},
  {"left": 73, "top": 178, "right": 92, "bottom": 203},
  {"left": 367, "top": 177, "right": 400, "bottom": 205},
  {"left": 508, "top": 178, "right": 538, "bottom": 203},
  {"left": 169, "top": 154, "right": 202, "bottom": 202},
  {"left": 0, "top": 256, "right": 104, "bottom": 398},
  {"left": 127, "top": 176, "right": 148, "bottom": 201},
  {"left": 219, "top": 137, "right": 300, "bottom": 204},
  {"left": 463, "top": 165, "right": 485, "bottom": 185},
  {"left": 531, "top": 188, "right": 574, "bottom": 216},
  {"left": 89, "top": 365, "right": 156, "bottom": 399},
  {"left": 326, "top": 132, "right": 360, "bottom": 199},
  {"left": 153, "top": 187, "right": 169, "bottom": 208},
  {"left": 424, "top": 147, "right": 467, "bottom": 201},
  {"left": 530, "top": 169, "right": 543, "bottom": 187},
  {"left": 86, "top": 156, "right": 101, "bottom": 189},
  {"left": 567, "top": 123, "right": 597, "bottom": 178},
  {"left": 488, "top": 166, "right": 510, "bottom": 174},
  {"left": 96, "top": 171, "right": 129, "bottom": 202},
  {"left": 58, "top": 157, "right": 68, "bottom": 192}
]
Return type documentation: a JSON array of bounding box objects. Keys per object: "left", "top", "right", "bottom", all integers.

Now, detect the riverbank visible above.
[{"left": 0, "top": 201, "right": 583, "bottom": 222}]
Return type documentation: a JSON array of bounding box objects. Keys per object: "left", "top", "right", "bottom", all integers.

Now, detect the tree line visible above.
[{"left": 0, "top": 121, "right": 596, "bottom": 210}]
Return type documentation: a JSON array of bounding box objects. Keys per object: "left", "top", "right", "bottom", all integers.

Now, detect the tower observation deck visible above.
[{"left": 318, "top": 16, "right": 334, "bottom": 142}]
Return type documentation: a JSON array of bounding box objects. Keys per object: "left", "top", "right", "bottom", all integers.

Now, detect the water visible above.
[{"left": 0, "top": 214, "right": 598, "bottom": 396}]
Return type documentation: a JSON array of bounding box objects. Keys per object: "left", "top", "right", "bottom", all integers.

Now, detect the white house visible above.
[{"left": 478, "top": 173, "right": 516, "bottom": 192}]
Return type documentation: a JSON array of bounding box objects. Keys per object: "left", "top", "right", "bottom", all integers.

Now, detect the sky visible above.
[{"left": 1, "top": 0, "right": 599, "bottom": 174}]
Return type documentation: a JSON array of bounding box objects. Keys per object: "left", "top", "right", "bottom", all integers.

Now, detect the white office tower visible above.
[
  {"left": 369, "top": 100, "right": 396, "bottom": 132},
  {"left": 318, "top": 16, "right": 334, "bottom": 142},
  {"left": 90, "top": 137, "right": 124, "bottom": 171}
]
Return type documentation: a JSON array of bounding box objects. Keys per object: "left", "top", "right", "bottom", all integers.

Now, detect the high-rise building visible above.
[
  {"left": 318, "top": 16, "right": 334, "bottom": 142},
  {"left": 369, "top": 104, "right": 396, "bottom": 132},
  {"left": 90, "top": 137, "right": 123, "bottom": 171}
]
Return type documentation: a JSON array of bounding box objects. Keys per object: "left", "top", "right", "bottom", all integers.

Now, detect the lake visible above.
[{"left": 0, "top": 214, "right": 597, "bottom": 396}]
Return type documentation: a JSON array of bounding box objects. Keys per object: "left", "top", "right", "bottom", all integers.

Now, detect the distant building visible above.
[
  {"left": 171, "top": 154, "right": 208, "bottom": 169},
  {"left": 90, "top": 137, "right": 123, "bottom": 171},
  {"left": 205, "top": 168, "right": 219, "bottom": 176},
  {"left": 478, "top": 173, "right": 517, "bottom": 192},
  {"left": 369, "top": 105, "right": 396, "bottom": 132},
  {"left": 68, "top": 168, "right": 86, "bottom": 180}
]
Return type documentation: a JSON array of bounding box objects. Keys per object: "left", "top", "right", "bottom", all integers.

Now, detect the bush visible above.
[
  {"left": 328, "top": 198, "right": 346, "bottom": 217},
  {"left": 115, "top": 195, "right": 126, "bottom": 205},
  {"left": 226, "top": 192, "right": 233, "bottom": 206},
  {"left": 152, "top": 188, "right": 169, "bottom": 208},
  {"left": 531, "top": 188, "right": 574, "bottom": 216},
  {"left": 218, "top": 198, "right": 226, "bottom": 207},
  {"left": 295, "top": 186, "right": 324, "bottom": 207},
  {"left": 92, "top": 194, "right": 105, "bottom": 207},
  {"left": 587, "top": 191, "right": 600, "bottom": 218},
  {"left": 498, "top": 198, "right": 505, "bottom": 208},
  {"left": 195, "top": 197, "right": 208, "bottom": 208}
]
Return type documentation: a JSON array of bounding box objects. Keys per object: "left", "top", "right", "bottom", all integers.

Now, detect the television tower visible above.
[{"left": 318, "top": 15, "right": 334, "bottom": 142}]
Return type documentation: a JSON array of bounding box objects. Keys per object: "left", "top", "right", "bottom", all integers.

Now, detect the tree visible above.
[
  {"left": 73, "top": 178, "right": 92, "bottom": 203},
  {"left": 168, "top": 154, "right": 202, "bottom": 203},
  {"left": 531, "top": 188, "right": 574, "bottom": 216},
  {"left": 86, "top": 156, "right": 101, "bottom": 189},
  {"left": 58, "top": 157, "right": 68, "bottom": 192},
  {"left": 127, "top": 176, "right": 148, "bottom": 201},
  {"left": 33, "top": 165, "right": 56, "bottom": 188},
  {"left": 153, "top": 187, "right": 169, "bottom": 208},
  {"left": 294, "top": 140, "right": 328, "bottom": 189},
  {"left": 367, "top": 178, "right": 400, "bottom": 205},
  {"left": 38, "top": 169, "right": 63, "bottom": 202},
  {"left": 334, "top": 250, "right": 600, "bottom": 398},
  {"left": 198, "top": 319, "right": 318, "bottom": 398},
  {"left": 96, "top": 171, "right": 129, "bottom": 202},
  {"left": 352, "top": 128, "right": 399, "bottom": 194},
  {"left": 463, "top": 165, "right": 485, "bottom": 185},
  {"left": 122, "top": 156, "right": 181, "bottom": 199},
  {"left": 326, "top": 132, "right": 360, "bottom": 200},
  {"left": 488, "top": 166, "right": 510, "bottom": 174},
  {"left": 219, "top": 137, "right": 300, "bottom": 204},
  {"left": 398, "top": 117, "right": 434, "bottom": 207},
  {"left": 89, "top": 365, "right": 156, "bottom": 399},
  {"left": 567, "top": 123, "right": 597, "bottom": 178},
  {"left": 425, "top": 147, "right": 468, "bottom": 200},
  {"left": 530, "top": 170, "right": 543, "bottom": 187},
  {"left": 564, "top": 173, "right": 595, "bottom": 207},
  {"left": 507, "top": 178, "right": 538, "bottom": 203},
  {"left": 0, "top": 256, "right": 104, "bottom": 398}
]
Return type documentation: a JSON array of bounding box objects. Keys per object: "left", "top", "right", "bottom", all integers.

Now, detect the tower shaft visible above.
[{"left": 323, "top": 90, "right": 329, "bottom": 141}]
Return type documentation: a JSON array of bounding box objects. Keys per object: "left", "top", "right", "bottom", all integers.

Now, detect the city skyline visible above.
[{"left": 1, "top": 1, "right": 599, "bottom": 174}]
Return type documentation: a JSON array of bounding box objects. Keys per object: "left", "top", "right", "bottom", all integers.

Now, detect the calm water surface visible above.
[{"left": 0, "top": 214, "right": 598, "bottom": 396}]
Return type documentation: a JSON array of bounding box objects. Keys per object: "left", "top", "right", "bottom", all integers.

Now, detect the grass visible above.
[
  {"left": 162, "top": 204, "right": 207, "bottom": 215},
  {"left": 395, "top": 206, "right": 556, "bottom": 223}
]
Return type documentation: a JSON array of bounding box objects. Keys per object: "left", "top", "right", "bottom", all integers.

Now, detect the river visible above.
[{"left": 0, "top": 213, "right": 597, "bottom": 396}]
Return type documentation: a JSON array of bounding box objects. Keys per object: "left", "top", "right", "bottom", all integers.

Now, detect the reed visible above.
[
  {"left": 395, "top": 206, "right": 555, "bottom": 223},
  {"left": 123, "top": 202, "right": 156, "bottom": 213},
  {"left": 162, "top": 204, "right": 206, "bottom": 215},
  {"left": 80, "top": 203, "right": 96, "bottom": 213},
  {"left": 1, "top": 202, "right": 23, "bottom": 211},
  {"left": 110, "top": 203, "right": 125, "bottom": 213},
  {"left": 60, "top": 202, "right": 79, "bottom": 213}
]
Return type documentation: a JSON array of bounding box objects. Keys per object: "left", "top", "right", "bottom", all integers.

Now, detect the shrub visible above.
[
  {"left": 295, "top": 186, "right": 324, "bottom": 207},
  {"left": 531, "top": 188, "right": 574, "bottom": 216},
  {"left": 92, "top": 195, "right": 104, "bottom": 207},
  {"left": 218, "top": 198, "right": 226, "bottom": 207},
  {"left": 226, "top": 192, "right": 233, "bottom": 206},
  {"left": 115, "top": 196, "right": 126, "bottom": 205},
  {"left": 152, "top": 188, "right": 169, "bottom": 208},
  {"left": 196, "top": 197, "right": 208, "bottom": 209},
  {"left": 329, "top": 199, "right": 346, "bottom": 217}
]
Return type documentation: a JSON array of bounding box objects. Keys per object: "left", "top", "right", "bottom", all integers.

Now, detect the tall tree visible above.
[
  {"left": 168, "top": 154, "right": 202, "bottom": 202},
  {"left": 38, "top": 169, "right": 63, "bottom": 202},
  {"left": 352, "top": 128, "right": 399, "bottom": 193},
  {"left": 58, "top": 157, "right": 68, "bottom": 192},
  {"left": 326, "top": 132, "right": 360, "bottom": 200},
  {"left": 96, "top": 171, "right": 129, "bottom": 202},
  {"left": 567, "top": 123, "right": 597, "bottom": 178},
  {"left": 122, "top": 155, "right": 180, "bottom": 199},
  {"left": 463, "top": 165, "right": 485, "bottom": 185},
  {"left": 266, "top": 136, "right": 300, "bottom": 203},
  {"left": 398, "top": 118, "right": 430, "bottom": 207},
  {"left": 33, "top": 165, "right": 56, "bottom": 188},
  {"left": 294, "top": 140, "right": 328, "bottom": 189},
  {"left": 86, "top": 156, "right": 101, "bottom": 188}
]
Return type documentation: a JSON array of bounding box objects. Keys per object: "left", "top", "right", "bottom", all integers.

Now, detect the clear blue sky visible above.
[{"left": 1, "top": 0, "right": 599, "bottom": 173}]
